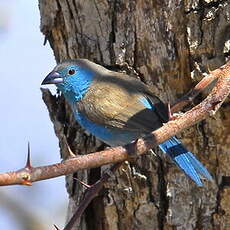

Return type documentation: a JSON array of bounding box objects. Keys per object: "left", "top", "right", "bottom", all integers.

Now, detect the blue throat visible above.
[{"left": 57, "top": 68, "right": 93, "bottom": 104}]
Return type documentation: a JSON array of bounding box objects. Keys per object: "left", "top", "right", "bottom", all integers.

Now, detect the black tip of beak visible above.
[{"left": 41, "top": 71, "right": 63, "bottom": 85}]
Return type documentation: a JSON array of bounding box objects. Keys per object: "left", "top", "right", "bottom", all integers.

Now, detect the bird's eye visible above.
[{"left": 68, "top": 69, "right": 75, "bottom": 75}]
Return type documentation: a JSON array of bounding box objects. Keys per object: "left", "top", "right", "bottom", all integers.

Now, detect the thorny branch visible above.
[
  {"left": 171, "top": 70, "right": 219, "bottom": 113},
  {"left": 0, "top": 60, "right": 229, "bottom": 230},
  {"left": 54, "top": 62, "right": 225, "bottom": 230},
  {"left": 0, "top": 60, "right": 229, "bottom": 187}
]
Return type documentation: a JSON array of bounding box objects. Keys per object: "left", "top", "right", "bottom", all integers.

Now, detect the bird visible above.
[{"left": 42, "top": 59, "right": 212, "bottom": 186}]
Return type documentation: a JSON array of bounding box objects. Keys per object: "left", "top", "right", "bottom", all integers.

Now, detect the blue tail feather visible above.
[
  {"left": 159, "top": 136, "right": 212, "bottom": 186},
  {"left": 186, "top": 152, "right": 213, "bottom": 181}
]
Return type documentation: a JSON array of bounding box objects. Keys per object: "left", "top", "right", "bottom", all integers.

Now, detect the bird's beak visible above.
[{"left": 41, "top": 71, "right": 63, "bottom": 85}]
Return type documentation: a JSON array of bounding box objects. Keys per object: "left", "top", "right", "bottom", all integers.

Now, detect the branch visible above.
[
  {"left": 171, "top": 70, "right": 218, "bottom": 113},
  {"left": 61, "top": 163, "right": 122, "bottom": 230},
  {"left": 0, "top": 61, "right": 229, "bottom": 186},
  {"left": 54, "top": 61, "right": 230, "bottom": 230}
]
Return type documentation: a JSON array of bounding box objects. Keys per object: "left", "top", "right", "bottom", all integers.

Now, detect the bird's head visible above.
[{"left": 42, "top": 60, "right": 95, "bottom": 103}]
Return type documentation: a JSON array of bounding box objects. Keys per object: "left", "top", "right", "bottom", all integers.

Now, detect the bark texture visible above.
[{"left": 39, "top": 0, "right": 230, "bottom": 229}]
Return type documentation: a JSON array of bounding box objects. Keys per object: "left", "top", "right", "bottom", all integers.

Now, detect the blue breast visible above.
[
  {"left": 73, "top": 110, "right": 140, "bottom": 146},
  {"left": 71, "top": 96, "right": 155, "bottom": 146}
]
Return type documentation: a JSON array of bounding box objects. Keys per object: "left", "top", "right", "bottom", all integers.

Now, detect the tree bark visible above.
[{"left": 38, "top": 0, "right": 230, "bottom": 229}]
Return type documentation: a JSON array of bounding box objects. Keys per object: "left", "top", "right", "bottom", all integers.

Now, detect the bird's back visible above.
[{"left": 76, "top": 69, "right": 168, "bottom": 135}]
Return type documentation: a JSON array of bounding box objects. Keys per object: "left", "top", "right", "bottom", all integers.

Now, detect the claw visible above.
[{"left": 126, "top": 139, "right": 138, "bottom": 159}]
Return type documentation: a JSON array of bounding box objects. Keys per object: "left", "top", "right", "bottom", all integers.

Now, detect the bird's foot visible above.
[{"left": 125, "top": 139, "right": 139, "bottom": 161}]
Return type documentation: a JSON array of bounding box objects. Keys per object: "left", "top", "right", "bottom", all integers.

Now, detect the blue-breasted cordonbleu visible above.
[{"left": 42, "top": 59, "right": 212, "bottom": 186}]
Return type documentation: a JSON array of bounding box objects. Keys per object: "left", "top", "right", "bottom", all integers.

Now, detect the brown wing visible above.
[{"left": 76, "top": 72, "right": 168, "bottom": 134}]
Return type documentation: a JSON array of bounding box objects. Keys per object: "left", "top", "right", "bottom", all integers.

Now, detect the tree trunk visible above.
[{"left": 38, "top": 1, "right": 230, "bottom": 229}]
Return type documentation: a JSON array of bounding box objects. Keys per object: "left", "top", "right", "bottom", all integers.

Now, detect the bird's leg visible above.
[{"left": 125, "top": 139, "right": 140, "bottom": 161}]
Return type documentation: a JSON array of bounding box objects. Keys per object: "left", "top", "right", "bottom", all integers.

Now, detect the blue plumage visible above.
[
  {"left": 57, "top": 64, "right": 93, "bottom": 103},
  {"left": 159, "top": 137, "right": 212, "bottom": 186},
  {"left": 42, "top": 59, "right": 212, "bottom": 186},
  {"left": 72, "top": 107, "right": 140, "bottom": 147}
]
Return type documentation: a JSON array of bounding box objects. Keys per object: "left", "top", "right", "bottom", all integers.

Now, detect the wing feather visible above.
[{"left": 76, "top": 72, "right": 168, "bottom": 134}]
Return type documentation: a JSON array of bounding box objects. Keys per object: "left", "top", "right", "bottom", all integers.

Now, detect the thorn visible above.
[
  {"left": 149, "top": 149, "right": 157, "bottom": 157},
  {"left": 73, "top": 177, "right": 91, "bottom": 189},
  {"left": 25, "top": 142, "right": 32, "bottom": 170},
  {"left": 43, "top": 35, "right": 48, "bottom": 46},
  {"left": 54, "top": 224, "right": 61, "bottom": 230},
  {"left": 64, "top": 138, "right": 76, "bottom": 158},
  {"left": 168, "top": 103, "right": 175, "bottom": 120},
  {"left": 212, "top": 100, "right": 222, "bottom": 111},
  {"left": 167, "top": 102, "right": 182, "bottom": 121}
]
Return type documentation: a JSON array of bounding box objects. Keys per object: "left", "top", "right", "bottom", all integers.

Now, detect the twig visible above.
[
  {"left": 62, "top": 163, "right": 122, "bottom": 230},
  {"left": 171, "top": 70, "right": 218, "bottom": 113},
  {"left": 0, "top": 60, "right": 229, "bottom": 187}
]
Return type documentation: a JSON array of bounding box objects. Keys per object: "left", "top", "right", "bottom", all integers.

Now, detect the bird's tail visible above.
[{"left": 159, "top": 136, "right": 212, "bottom": 186}]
